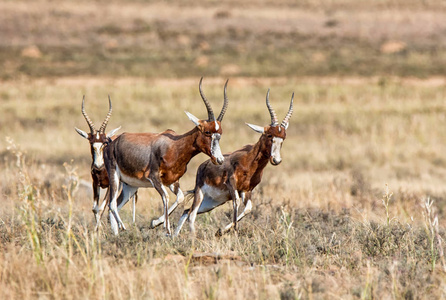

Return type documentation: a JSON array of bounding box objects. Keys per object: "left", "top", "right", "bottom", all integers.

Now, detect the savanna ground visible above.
[{"left": 1, "top": 0, "right": 446, "bottom": 299}]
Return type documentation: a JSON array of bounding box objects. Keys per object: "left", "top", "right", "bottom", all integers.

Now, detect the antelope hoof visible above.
[
  {"left": 150, "top": 219, "right": 161, "bottom": 229},
  {"left": 118, "top": 222, "right": 127, "bottom": 231},
  {"left": 215, "top": 228, "right": 223, "bottom": 237}
]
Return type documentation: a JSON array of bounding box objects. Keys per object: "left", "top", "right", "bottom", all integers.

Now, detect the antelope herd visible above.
[{"left": 75, "top": 78, "right": 293, "bottom": 236}]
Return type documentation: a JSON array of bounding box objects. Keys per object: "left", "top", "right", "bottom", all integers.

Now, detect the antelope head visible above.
[
  {"left": 246, "top": 90, "right": 294, "bottom": 166},
  {"left": 185, "top": 78, "right": 228, "bottom": 165},
  {"left": 75, "top": 96, "right": 121, "bottom": 169}
]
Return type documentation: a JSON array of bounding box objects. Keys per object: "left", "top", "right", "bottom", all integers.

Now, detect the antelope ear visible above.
[
  {"left": 185, "top": 111, "right": 200, "bottom": 126},
  {"left": 107, "top": 126, "right": 121, "bottom": 138},
  {"left": 75, "top": 127, "right": 89, "bottom": 139},
  {"left": 245, "top": 123, "right": 265, "bottom": 134}
]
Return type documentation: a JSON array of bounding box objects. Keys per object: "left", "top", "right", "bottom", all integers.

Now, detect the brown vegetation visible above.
[
  {"left": 1, "top": 0, "right": 446, "bottom": 299},
  {"left": 1, "top": 76, "right": 446, "bottom": 299}
]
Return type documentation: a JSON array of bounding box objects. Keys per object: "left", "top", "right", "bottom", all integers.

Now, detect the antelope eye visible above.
[
  {"left": 205, "top": 131, "right": 211, "bottom": 135},
  {"left": 267, "top": 134, "right": 273, "bottom": 138}
]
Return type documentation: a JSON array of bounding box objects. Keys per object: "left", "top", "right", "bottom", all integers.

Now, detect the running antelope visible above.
[
  {"left": 74, "top": 96, "right": 137, "bottom": 229},
  {"left": 104, "top": 78, "right": 229, "bottom": 235},
  {"left": 174, "top": 90, "right": 293, "bottom": 236}
]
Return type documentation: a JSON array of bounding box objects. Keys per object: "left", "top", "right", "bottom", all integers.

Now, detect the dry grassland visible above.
[
  {"left": 1, "top": 77, "right": 446, "bottom": 299},
  {"left": 1, "top": 0, "right": 446, "bottom": 299}
]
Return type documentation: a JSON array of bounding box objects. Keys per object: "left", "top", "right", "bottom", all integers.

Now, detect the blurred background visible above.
[{"left": 2, "top": 0, "right": 446, "bottom": 79}]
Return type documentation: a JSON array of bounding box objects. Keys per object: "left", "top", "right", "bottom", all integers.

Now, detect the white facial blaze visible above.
[
  {"left": 92, "top": 142, "right": 104, "bottom": 168},
  {"left": 271, "top": 137, "right": 283, "bottom": 163},
  {"left": 211, "top": 133, "right": 224, "bottom": 162},
  {"left": 214, "top": 121, "right": 219, "bottom": 131}
]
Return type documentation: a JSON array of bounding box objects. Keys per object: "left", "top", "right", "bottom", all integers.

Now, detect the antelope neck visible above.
[
  {"left": 248, "top": 137, "right": 271, "bottom": 166},
  {"left": 173, "top": 127, "right": 202, "bottom": 165}
]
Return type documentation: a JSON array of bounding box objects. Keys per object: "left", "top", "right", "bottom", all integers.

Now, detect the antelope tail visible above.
[{"left": 184, "top": 189, "right": 195, "bottom": 204}]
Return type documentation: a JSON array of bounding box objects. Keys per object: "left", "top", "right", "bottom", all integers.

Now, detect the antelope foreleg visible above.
[
  {"left": 187, "top": 188, "right": 204, "bottom": 235},
  {"left": 152, "top": 180, "right": 172, "bottom": 235},
  {"left": 132, "top": 193, "right": 138, "bottom": 224},
  {"left": 117, "top": 185, "right": 138, "bottom": 224},
  {"left": 109, "top": 176, "right": 126, "bottom": 235},
  {"left": 92, "top": 183, "right": 101, "bottom": 223},
  {"left": 225, "top": 179, "right": 240, "bottom": 232},
  {"left": 94, "top": 188, "right": 110, "bottom": 231},
  {"left": 151, "top": 182, "right": 184, "bottom": 228},
  {"left": 233, "top": 191, "right": 240, "bottom": 231},
  {"left": 174, "top": 208, "right": 190, "bottom": 237},
  {"left": 218, "top": 194, "right": 252, "bottom": 236},
  {"left": 96, "top": 185, "right": 137, "bottom": 231}
]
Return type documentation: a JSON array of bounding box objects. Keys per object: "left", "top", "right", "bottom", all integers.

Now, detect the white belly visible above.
[
  {"left": 118, "top": 166, "right": 153, "bottom": 188},
  {"left": 201, "top": 184, "right": 230, "bottom": 202},
  {"left": 198, "top": 184, "right": 230, "bottom": 213}
]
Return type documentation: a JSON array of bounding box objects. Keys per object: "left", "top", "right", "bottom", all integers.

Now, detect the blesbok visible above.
[
  {"left": 174, "top": 90, "right": 293, "bottom": 236},
  {"left": 74, "top": 96, "right": 137, "bottom": 229},
  {"left": 104, "top": 78, "right": 229, "bottom": 235}
]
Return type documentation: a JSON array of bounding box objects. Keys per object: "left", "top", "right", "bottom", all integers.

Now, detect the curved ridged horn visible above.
[
  {"left": 199, "top": 77, "right": 215, "bottom": 121},
  {"left": 81, "top": 95, "right": 95, "bottom": 133},
  {"left": 265, "top": 89, "right": 278, "bottom": 126},
  {"left": 217, "top": 79, "right": 229, "bottom": 122},
  {"left": 99, "top": 95, "right": 113, "bottom": 134},
  {"left": 280, "top": 93, "right": 294, "bottom": 128}
]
